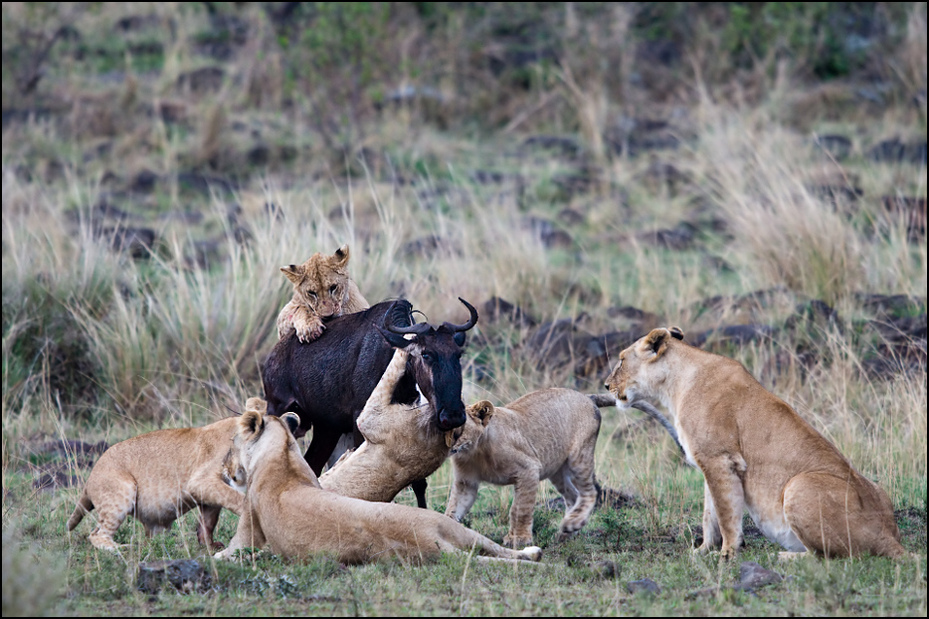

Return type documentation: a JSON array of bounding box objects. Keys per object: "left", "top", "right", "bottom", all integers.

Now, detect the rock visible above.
[
  {"left": 521, "top": 135, "right": 582, "bottom": 158},
  {"left": 137, "top": 559, "right": 211, "bottom": 594},
  {"left": 867, "top": 138, "right": 927, "bottom": 165},
  {"left": 591, "top": 560, "right": 621, "bottom": 579},
  {"left": 482, "top": 297, "right": 537, "bottom": 328},
  {"left": 688, "top": 324, "right": 777, "bottom": 348},
  {"left": 101, "top": 227, "right": 156, "bottom": 259},
  {"left": 627, "top": 578, "right": 660, "bottom": 595},
  {"left": 175, "top": 67, "right": 225, "bottom": 95},
  {"left": 881, "top": 196, "right": 926, "bottom": 239},
  {"left": 737, "top": 561, "right": 782, "bottom": 590},
  {"left": 129, "top": 168, "right": 159, "bottom": 193},
  {"left": 813, "top": 134, "right": 852, "bottom": 160}
]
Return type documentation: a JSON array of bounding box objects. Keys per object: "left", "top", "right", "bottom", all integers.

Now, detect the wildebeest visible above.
[{"left": 262, "top": 298, "right": 478, "bottom": 507}]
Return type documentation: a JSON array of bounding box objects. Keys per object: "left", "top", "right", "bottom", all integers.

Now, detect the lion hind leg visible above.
[
  {"left": 85, "top": 474, "right": 137, "bottom": 551},
  {"left": 555, "top": 457, "right": 597, "bottom": 539},
  {"left": 783, "top": 472, "right": 905, "bottom": 558},
  {"left": 436, "top": 523, "right": 542, "bottom": 563}
]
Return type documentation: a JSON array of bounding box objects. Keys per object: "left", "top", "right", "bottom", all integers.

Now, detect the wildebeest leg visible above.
[
  {"left": 305, "top": 428, "right": 344, "bottom": 476},
  {"left": 411, "top": 478, "right": 428, "bottom": 509}
]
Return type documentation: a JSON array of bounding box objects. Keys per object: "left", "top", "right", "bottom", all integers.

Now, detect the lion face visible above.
[
  {"left": 449, "top": 400, "right": 494, "bottom": 456},
  {"left": 280, "top": 245, "right": 352, "bottom": 320},
  {"left": 605, "top": 327, "right": 684, "bottom": 408},
  {"left": 221, "top": 448, "right": 247, "bottom": 494}
]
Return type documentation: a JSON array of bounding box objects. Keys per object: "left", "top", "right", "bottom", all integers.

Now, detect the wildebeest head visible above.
[{"left": 377, "top": 298, "right": 478, "bottom": 431}]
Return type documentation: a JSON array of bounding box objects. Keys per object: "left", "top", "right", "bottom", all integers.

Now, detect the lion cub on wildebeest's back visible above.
[
  {"left": 67, "top": 411, "right": 250, "bottom": 552},
  {"left": 276, "top": 244, "right": 369, "bottom": 343},
  {"left": 446, "top": 388, "right": 606, "bottom": 548},
  {"left": 605, "top": 326, "right": 906, "bottom": 560}
]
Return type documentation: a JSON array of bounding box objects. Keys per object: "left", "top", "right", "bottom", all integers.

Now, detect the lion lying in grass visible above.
[
  {"left": 319, "top": 348, "right": 461, "bottom": 502},
  {"left": 445, "top": 388, "right": 605, "bottom": 547},
  {"left": 605, "top": 327, "right": 906, "bottom": 559},
  {"left": 276, "top": 244, "right": 369, "bottom": 343},
  {"left": 67, "top": 413, "right": 248, "bottom": 552},
  {"left": 215, "top": 401, "right": 542, "bottom": 565}
]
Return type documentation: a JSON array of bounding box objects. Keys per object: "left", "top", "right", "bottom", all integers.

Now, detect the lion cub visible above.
[
  {"left": 605, "top": 327, "right": 906, "bottom": 559},
  {"left": 67, "top": 412, "right": 248, "bottom": 552},
  {"left": 446, "top": 388, "right": 604, "bottom": 547},
  {"left": 277, "top": 244, "right": 369, "bottom": 343}
]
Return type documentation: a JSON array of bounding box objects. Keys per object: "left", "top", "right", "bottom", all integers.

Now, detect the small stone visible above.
[
  {"left": 738, "top": 561, "right": 782, "bottom": 590},
  {"left": 627, "top": 577, "right": 660, "bottom": 595}
]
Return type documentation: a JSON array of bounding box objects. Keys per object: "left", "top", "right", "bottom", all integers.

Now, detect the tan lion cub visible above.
[
  {"left": 67, "top": 412, "right": 248, "bottom": 552},
  {"left": 445, "top": 388, "right": 604, "bottom": 548},
  {"left": 277, "top": 244, "right": 369, "bottom": 343},
  {"left": 605, "top": 327, "right": 906, "bottom": 560},
  {"left": 319, "top": 348, "right": 461, "bottom": 502},
  {"left": 215, "top": 403, "right": 542, "bottom": 565}
]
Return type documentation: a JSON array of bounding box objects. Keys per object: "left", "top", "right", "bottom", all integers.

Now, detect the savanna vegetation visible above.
[{"left": 2, "top": 2, "right": 926, "bottom": 616}]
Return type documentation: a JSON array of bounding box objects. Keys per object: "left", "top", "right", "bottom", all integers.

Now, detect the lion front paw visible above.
[
  {"left": 503, "top": 533, "right": 534, "bottom": 549},
  {"left": 294, "top": 316, "right": 325, "bottom": 343}
]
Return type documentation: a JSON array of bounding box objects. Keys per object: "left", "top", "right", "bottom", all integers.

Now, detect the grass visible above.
[{"left": 2, "top": 2, "right": 927, "bottom": 616}]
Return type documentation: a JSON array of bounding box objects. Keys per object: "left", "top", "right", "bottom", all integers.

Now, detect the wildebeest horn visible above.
[
  {"left": 385, "top": 319, "right": 432, "bottom": 335},
  {"left": 443, "top": 297, "right": 479, "bottom": 332}
]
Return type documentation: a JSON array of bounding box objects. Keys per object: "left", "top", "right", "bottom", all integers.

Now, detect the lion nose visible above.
[{"left": 603, "top": 383, "right": 609, "bottom": 390}]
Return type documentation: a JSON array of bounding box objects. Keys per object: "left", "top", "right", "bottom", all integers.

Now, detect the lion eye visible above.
[
  {"left": 329, "top": 285, "right": 338, "bottom": 294},
  {"left": 308, "top": 291, "right": 318, "bottom": 299}
]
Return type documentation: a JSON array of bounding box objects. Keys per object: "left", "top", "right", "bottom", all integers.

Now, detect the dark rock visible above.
[
  {"left": 137, "top": 559, "right": 211, "bottom": 594},
  {"left": 814, "top": 134, "right": 852, "bottom": 160},
  {"left": 574, "top": 330, "right": 640, "bottom": 379},
  {"left": 115, "top": 14, "right": 161, "bottom": 32},
  {"left": 101, "top": 227, "right": 156, "bottom": 259},
  {"left": 482, "top": 297, "right": 537, "bottom": 328},
  {"left": 176, "top": 172, "right": 236, "bottom": 194},
  {"left": 627, "top": 578, "right": 660, "bottom": 595},
  {"left": 557, "top": 208, "right": 585, "bottom": 226},
  {"left": 33, "top": 470, "right": 82, "bottom": 492},
  {"left": 591, "top": 560, "right": 621, "bottom": 579},
  {"left": 402, "top": 235, "right": 459, "bottom": 258},
  {"left": 737, "top": 561, "right": 783, "bottom": 590},
  {"left": 175, "top": 67, "right": 225, "bottom": 95},
  {"left": 246, "top": 143, "right": 270, "bottom": 166},
  {"left": 521, "top": 135, "right": 582, "bottom": 158},
  {"left": 807, "top": 184, "right": 863, "bottom": 205},
  {"left": 639, "top": 221, "right": 697, "bottom": 251},
  {"left": 36, "top": 439, "right": 108, "bottom": 457},
  {"left": 525, "top": 217, "right": 573, "bottom": 249},
  {"left": 689, "top": 324, "right": 777, "bottom": 348},
  {"left": 867, "top": 138, "right": 927, "bottom": 165},
  {"left": 129, "top": 169, "right": 159, "bottom": 193}
]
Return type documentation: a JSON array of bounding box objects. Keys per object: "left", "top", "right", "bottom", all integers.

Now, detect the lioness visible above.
[
  {"left": 445, "top": 388, "right": 604, "bottom": 547},
  {"left": 605, "top": 327, "right": 905, "bottom": 559},
  {"left": 319, "top": 348, "right": 461, "bottom": 502},
  {"left": 67, "top": 412, "right": 249, "bottom": 552},
  {"left": 277, "top": 244, "right": 369, "bottom": 343},
  {"left": 215, "top": 403, "right": 542, "bottom": 565}
]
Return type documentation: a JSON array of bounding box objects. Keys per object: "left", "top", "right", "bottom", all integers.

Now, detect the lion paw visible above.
[
  {"left": 294, "top": 317, "right": 325, "bottom": 343},
  {"left": 503, "top": 533, "right": 534, "bottom": 549}
]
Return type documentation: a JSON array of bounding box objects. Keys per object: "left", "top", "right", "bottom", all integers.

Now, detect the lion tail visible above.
[
  {"left": 587, "top": 394, "right": 617, "bottom": 408},
  {"left": 67, "top": 491, "right": 94, "bottom": 531}
]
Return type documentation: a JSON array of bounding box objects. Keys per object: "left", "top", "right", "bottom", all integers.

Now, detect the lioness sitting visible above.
[
  {"left": 605, "top": 327, "right": 906, "bottom": 559},
  {"left": 319, "top": 348, "right": 461, "bottom": 502},
  {"left": 445, "top": 388, "right": 604, "bottom": 547},
  {"left": 67, "top": 411, "right": 250, "bottom": 552},
  {"left": 277, "top": 244, "right": 369, "bottom": 343},
  {"left": 215, "top": 403, "right": 542, "bottom": 565}
]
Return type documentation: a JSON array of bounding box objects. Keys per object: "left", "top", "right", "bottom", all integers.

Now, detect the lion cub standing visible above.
[
  {"left": 277, "top": 244, "right": 369, "bottom": 343},
  {"left": 605, "top": 327, "right": 906, "bottom": 559},
  {"left": 67, "top": 413, "right": 248, "bottom": 551},
  {"left": 446, "top": 389, "right": 604, "bottom": 547}
]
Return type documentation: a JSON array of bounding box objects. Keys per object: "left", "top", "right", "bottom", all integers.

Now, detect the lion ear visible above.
[
  {"left": 638, "top": 328, "right": 673, "bottom": 359},
  {"left": 281, "top": 412, "right": 301, "bottom": 437},
  {"left": 471, "top": 400, "right": 495, "bottom": 426},
  {"left": 240, "top": 408, "right": 264, "bottom": 437},
  {"left": 245, "top": 397, "right": 267, "bottom": 415},
  {"left": 333, "top": 244, "right": 350, "bottom": 267},
  {"left": 281, "top": 264, "right": 304, "bottom": 284},
  {"left": 668, "top": 326, "right": 684, "bottom": 341}
]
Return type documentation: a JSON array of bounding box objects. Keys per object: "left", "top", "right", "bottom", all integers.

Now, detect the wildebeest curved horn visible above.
[
  {"left": 385, "top": 319, "right": 432, "bottom": 335},
  {"left": 444, "top": 297, "right": 479, "bottom": 332}
]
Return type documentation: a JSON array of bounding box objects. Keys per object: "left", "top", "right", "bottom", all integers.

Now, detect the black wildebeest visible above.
[{"left": 262, "top": 298, "right": 478, "bottom": 508}]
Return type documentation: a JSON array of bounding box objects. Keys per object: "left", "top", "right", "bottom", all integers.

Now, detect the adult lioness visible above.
[
  {"left": 605, "top": 327, "right": 905, "bottom": 559},
  {"left": 216, "top": 403, "right": 542, "bottom": 565},
  {"left": 67, "top": 412, "right": 249, "bottom": 552},
  {"left": 445, "top": 389, "right": 604, "bottom": 547}
]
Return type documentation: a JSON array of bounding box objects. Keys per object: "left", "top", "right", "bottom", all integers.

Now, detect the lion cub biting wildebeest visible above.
[
  {"left": 445, "top": 388, "right": 606, "bottom": 548},
  {"left": 216, "top": 401, "right": 543, "bottom": 565},
  {"left": 67, "top": 411, "right": 250, "bottom": 551},
  {"left": 276, "top": 244, "right": 369, "bottom": 343},
  {"left": 605, "top": 327, "right": 906, "bottom": 559}
]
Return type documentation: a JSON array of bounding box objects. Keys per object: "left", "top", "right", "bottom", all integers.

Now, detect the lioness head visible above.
[
  {"left": 281, "top": 244, "right": 353, "bottom": 320},
  {"left": 605, "top": 327, "right": 684, "bottom": 408},
  {"left": 449, "top": 400, "right": 494, "bottom": 456},
  {"left": 229, "top": 397, "right": 301, "bottom": 480}
]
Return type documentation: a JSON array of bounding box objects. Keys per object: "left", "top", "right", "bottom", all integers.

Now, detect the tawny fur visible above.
[
  {"left": 605, "top": 327, "right": 906, "bottom": 560},
  {"left": 319, "top": 349, "right": 461, "bottom": 502},
  {"left": 276, "top": 244, "right": 369, "bottom": 343},
  {"left": 67, "top": 413, "right": 250, "bottom": 552},
  {"left": 445, "top": 388, "right": 603, "bottom": 548},
  {"left": 215, "top": 405, "right": 542, "bottom": 565}
]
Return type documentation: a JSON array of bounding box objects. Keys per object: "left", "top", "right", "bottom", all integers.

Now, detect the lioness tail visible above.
[{"left": 67, "top": 492, "right": 94, "bottom": 531}]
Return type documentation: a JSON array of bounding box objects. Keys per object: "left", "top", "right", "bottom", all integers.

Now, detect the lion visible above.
[
  {"left": 215, "top": 403, "right": 543, "bottom": 565},
  {"left": 276, "top": 244, "right": 369, "bottom": 343},
  {"left": 605, "top": 326, "right": 906, "bottom": 559},
  {"left": 67, "top": 409, "right": 253, "bottom": 552},
  {"left": 445, "top": 388, "right": 604, "bottom": 548},
  {"left": 318, "top": 348, "right": 462, "bottom": 502}
]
